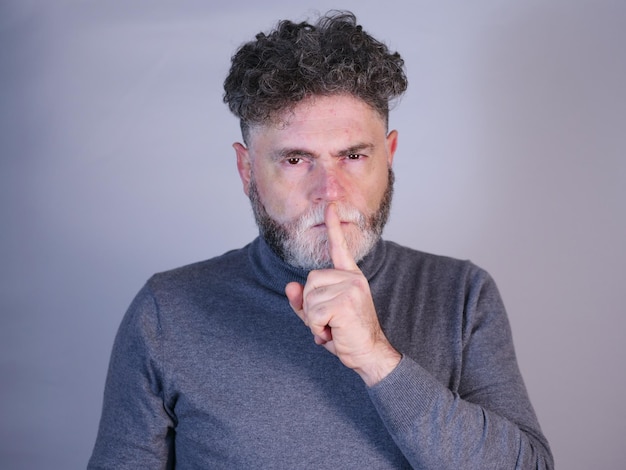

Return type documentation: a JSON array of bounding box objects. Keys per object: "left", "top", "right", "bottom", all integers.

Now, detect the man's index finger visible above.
[{"left": 325, "top": 204, "right": 359, "bottom": 271}]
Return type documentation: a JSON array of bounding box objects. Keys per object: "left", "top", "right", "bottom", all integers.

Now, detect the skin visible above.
[{"left": 233, "top": 94, "right": 402, "bottom": 386}]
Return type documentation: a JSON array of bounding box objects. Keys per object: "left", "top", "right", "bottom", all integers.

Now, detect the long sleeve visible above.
[
  {"left": 88, "top": 285, "right": 175, "bottom": 469},
  {"left": 367, "top": 266, "right": 553, "bottom": 469},
  {"left": 88, "top": 239, "right": 552, "bottom": 468}
]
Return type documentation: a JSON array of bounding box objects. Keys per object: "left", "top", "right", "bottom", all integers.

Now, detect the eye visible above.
[
  {"left": 346, "top": 153, "right": 363, "bottom": 160},
  {"left": 286, "top": 157, "right": 302, "bottom": 165}
]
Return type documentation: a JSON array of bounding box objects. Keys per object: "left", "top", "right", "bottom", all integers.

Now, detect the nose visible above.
[{"left": 311, "top": 163, "right": 346, "bottom": 203}]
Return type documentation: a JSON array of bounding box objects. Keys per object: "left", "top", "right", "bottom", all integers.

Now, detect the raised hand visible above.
[{"left": 285, "top": 204, "right": 401, "bottom": 386}]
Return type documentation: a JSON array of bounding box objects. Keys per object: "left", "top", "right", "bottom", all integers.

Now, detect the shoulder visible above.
[
  {"left": 145, "top": 244, "right": 251, "bottom": 293},
  {"left": 122, "top": 244, "right": 254, "bottom": 330},
  {"left": 374, "top": 240, "right": 500, "bottom": 309},
  {"left": 380, "top": 240, "right": 488, "bottom": 281}
]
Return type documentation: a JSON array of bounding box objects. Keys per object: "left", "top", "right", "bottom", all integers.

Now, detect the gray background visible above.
[{"left": 1, "top": 1, "right": 624, "bottom": 468}]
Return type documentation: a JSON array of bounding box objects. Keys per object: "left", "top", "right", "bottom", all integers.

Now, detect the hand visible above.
[{"left": 285, "top": 204, "right": 401, "bottom": 386}]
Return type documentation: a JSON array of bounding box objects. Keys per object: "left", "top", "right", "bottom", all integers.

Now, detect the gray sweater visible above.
[{"left": 89, "top": 237, "right": 553, "bottom": 469}]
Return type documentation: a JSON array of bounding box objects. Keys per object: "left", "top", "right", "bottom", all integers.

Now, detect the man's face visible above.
[{"left": 234, "top": 94, "right": 398, "bottom": 269}]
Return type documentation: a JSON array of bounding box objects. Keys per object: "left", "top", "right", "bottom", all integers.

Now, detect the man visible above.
[{"left": 89, "top": 11, "right": 553, "bottom": 469}]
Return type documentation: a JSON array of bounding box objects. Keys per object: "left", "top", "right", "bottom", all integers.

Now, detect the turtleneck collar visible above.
[{"left": 248, "top": 236, "right": 388, "bottom": 295}]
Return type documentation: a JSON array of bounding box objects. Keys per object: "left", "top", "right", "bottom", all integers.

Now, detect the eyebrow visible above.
[
  {"left": 339, "top": 143, "right": 376, "bottom": 156},
  {"left": 271, "top": 148, "right": 315, "bottom": 161},
  {"left": 271, "top": 142, "right": 376, "bottom": 161}
]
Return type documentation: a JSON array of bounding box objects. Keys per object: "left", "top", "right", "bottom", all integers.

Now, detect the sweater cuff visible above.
[{"left": 367, "top": 355, "right": 449, "bottom": 436}]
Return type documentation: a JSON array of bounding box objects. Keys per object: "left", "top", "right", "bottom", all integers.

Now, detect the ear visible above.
[
  {"left": 386, "top": 130, "right": 398, "bottom": 166},
  {"left": 233, "top": 142, "right": 252, "bottom": 196}
]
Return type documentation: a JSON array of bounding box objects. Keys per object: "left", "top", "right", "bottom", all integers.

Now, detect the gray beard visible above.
[{"left": 248, "top": 168, "right": 394, "bottom": 270}]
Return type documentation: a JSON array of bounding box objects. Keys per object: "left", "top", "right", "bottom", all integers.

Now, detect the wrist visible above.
[{"left": 355, "top": 344, "right": 402, "bottom": 387}]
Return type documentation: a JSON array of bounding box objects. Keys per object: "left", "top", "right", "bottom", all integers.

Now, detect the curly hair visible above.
[{"left": 223, "top": 11, "right": 407, "bottom": 142}]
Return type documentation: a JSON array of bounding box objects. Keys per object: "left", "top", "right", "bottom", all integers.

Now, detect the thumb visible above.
[
  {"left": 286, "top": 281, "right": 332, "bottom": 345},
  {"left": 285, "top": 281, "right": 304, "bottom": 317}
]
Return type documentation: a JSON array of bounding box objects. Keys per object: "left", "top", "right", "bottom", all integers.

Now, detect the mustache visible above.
[{"left": 293, "top": 204, "right": 366, "bottom": 232}]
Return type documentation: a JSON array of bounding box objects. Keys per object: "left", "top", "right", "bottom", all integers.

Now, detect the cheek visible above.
[
  {"left": 255, "top": 177, "right": 310, "bottom": 222},
  {"left": 353, "top": 172, "right": 389, "bottom": 212}
]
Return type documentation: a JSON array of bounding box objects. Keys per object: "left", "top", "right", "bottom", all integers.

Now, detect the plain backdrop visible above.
[{"left": 1, "top": 1, "right": 624, "bottom": 468}]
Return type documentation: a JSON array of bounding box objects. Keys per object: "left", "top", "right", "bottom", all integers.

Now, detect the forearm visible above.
[{"left": 368, "top": 356, "right": 553, "bottom": 470}]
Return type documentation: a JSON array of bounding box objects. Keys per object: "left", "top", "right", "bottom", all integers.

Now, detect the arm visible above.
[
  {"left": 367, "top": 271, "right": 553, "bottom": 469},
  {"left": 88, "top": 285, "right": 175, "bottom": 470},
  {"left": 286, "top": 204, "right": 553, "bottom": 468}
]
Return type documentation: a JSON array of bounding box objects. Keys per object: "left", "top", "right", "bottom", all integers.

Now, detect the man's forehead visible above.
[{"left": 247, "top": 94, "right": 386, "bottom": 141}]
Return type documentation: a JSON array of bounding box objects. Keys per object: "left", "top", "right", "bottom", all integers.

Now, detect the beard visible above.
[{"left": 248, "top": 168, "right": 394, "bottom": 270}]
